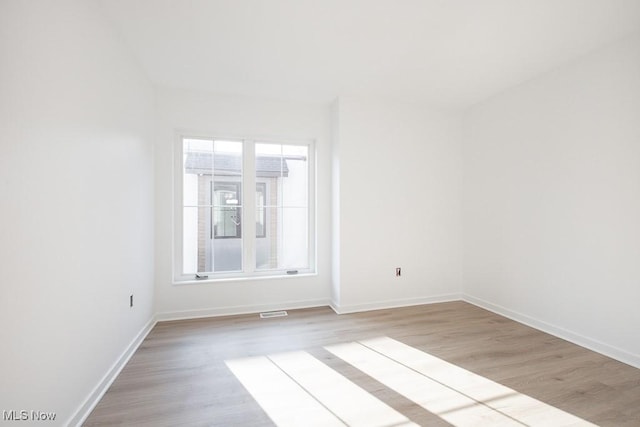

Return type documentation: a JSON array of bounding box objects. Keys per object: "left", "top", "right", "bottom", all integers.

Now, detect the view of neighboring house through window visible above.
[
  {"left": 179, "top": 136, "right": 313, "bottom": 280},
  {"left": 182, "top": 139, "right": 243, "bottom": 273}
]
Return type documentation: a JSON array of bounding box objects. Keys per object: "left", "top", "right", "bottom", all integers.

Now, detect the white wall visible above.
[
  {"left": 330, "top": 100, "right": 342, "bottom": 307},
  {"left": 463, "top": 34, "right": 640, "bottom": 367},
  {"left": 154, "top": 88, "right": 332, "bottom": 318},
  {"left": 0, "top": 0, "right": 155, "bottom": 424},
  {"left": 332, "top": 98, "right": 463, "bottom": 312},
  {"left": 2, "top": 3, "right": 636, "bottom": 424}
]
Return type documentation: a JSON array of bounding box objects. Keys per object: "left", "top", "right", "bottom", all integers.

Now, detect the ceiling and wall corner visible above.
[
  {"left": 94, "top": 0, "right": 640, "bottom": 361},
  {"left": 2, "top": 1, "right": 640, "bottom": 424},
  {"left": 97, "top": 0, "right": 640, "bottom": 110}
]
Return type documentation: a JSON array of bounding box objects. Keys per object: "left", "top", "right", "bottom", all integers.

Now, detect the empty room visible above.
[{"left": 1, "top": 0, "right": 640, "bottom": 426}]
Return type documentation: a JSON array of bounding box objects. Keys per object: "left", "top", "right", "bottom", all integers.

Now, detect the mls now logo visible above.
[{"left": 3, "top": 410, "right": 56, "bottom": 421}]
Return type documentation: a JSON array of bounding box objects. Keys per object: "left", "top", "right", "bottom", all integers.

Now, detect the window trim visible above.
[{"left": 173, "top": 132, "right": 316, "bottom": 283}]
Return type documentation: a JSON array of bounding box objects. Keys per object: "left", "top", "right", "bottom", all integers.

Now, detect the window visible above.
[{"left": 175, "top": 136, "right": 315, "bottom": 281}]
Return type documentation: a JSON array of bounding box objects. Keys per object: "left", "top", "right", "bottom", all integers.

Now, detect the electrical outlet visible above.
[
  {"left": 395, "top": 267, "right": 401, "bottom": 277},
  {"left": 130, "top": 294, "right": 134, "bottom": 308}
]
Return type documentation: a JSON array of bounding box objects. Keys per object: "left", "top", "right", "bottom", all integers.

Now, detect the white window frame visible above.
[{"left": 173, "top": 132, "right": 316, "bottom": 283}]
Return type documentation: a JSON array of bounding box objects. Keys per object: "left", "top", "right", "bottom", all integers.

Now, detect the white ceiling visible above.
[{"left": 97, "top": 0, "right": 640, "bottom": 110}]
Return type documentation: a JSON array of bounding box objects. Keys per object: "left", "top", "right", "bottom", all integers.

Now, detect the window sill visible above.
[{"left": 172, "top": 272, "right": 317, "bottom": 286}]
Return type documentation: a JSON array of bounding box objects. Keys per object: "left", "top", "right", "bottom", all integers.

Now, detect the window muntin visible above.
[{"left": 176, "top": 136, "right": 314, "bottom": 281}]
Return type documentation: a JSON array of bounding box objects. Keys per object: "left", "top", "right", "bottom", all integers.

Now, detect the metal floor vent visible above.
[{"left": 260, "top": 310, "right": 288, "bottom": 319}]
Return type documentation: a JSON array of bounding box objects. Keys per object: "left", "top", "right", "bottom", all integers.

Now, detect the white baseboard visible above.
[
  {"left": 330, "top": 293, "right": 462, "bottom": 314},
  {"left": 67, "top": 293, "right": 640, "bottom": 427},
  {"left": 67, "top": 315, "right": 157, "bottom": 427},
  {"left": 463, "top": 294, "right": 640, "bottom": 369},
  {"left": 328, "top": 299, "right": 340, "bottom": 314},
  {"left": 156, "top": 298, "right": 331, "bottom": 322}
]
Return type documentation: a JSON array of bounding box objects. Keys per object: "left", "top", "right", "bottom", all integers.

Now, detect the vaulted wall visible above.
[
  {"left": 0, "top": 0, "right": 155, "bottom": 424},
  {"left": 462, "top": 34, "right": 640, "bottom": 367}
]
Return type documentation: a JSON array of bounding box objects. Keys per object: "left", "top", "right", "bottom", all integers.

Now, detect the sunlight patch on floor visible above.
[
  {"left": 326, "top": 337, "right": 596, "bottom": 427},
  {"left": 226, "top": 352, "right": 417, "bottom": 427},
  {"left": 327, "top": 341, "right": 521, "bottom": 426},
  {"left": 227, "top": 336, "right": 596, "bottom": 427},
  {"left": 225, "top": 356, "right": 345, "bottom": 427}
]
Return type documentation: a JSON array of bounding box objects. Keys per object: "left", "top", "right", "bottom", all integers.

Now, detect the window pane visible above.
[
  {"left": 213, "top": 206, "right": 242, "bottom": 272},
  {"left": 183, "top": 139, "right": 213, "bottom": 206},
  {"left": 256, "top": 143, "right": 285, "bottom": 182},
  {"left": 255, "top": 143, "right": 309, "bottom": 271},
  {"left": 281, "top": 207, "right": 309, "bottom": 269},
  {"left": 256, "top": 207, "right": 308, "bottom": 271},
  {"left": 182, "top": 138, "right": 243, "bottom": 275},
  {"left": 214, "top": 140, "right": 242, "bottom": 179},
  {"left": 256, "top": 207, "right": 281, "bottom": 270},
  {"left": 182, "top": 206, "right": 210, "bottom": 274},
  {"left": 180, "top": 137, "right": 311, "bottom": 278},
  {"left": 213, "top": 182, "right": 241, "bottom": 238},
  {"left": 256, "top": 183, "right": 267, "bottom": 238},
  {"left": 213, "top": 205, "right": 241, "bottom": 238},
  {"left": 183, "top": 206, "right": 243, "bottom": 273},
  {"left": 282, "top": 145, "right": 308, "bottom": 207}
]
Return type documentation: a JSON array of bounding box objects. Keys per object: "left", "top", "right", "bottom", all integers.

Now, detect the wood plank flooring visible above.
[{"left": 84, "top": 302, "right": 640, "bottom": 426}]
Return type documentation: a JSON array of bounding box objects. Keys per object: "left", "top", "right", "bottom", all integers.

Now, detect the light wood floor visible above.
[{"left": 84, "top": 301, "right": 640, "bottom": 426}]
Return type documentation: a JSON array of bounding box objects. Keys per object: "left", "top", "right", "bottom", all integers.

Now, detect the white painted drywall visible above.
[
  {"left": 330, "top": 100, "right": 342, "bottom": 307},
  {"left": 0, "top": 0, "right": 155, "bottom": 424},
  {"left": 2, "top": 3, "right": 637, "bottom": 424},
  {"left": 332, "top": 98, "right": 463, "bottom": 311},
  {"left": 154, "top": 88, "right": 332, "bottom": 317},
  {"left": 462, "top": 34, "right": 640, "bottom": 365}
]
